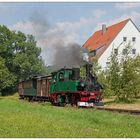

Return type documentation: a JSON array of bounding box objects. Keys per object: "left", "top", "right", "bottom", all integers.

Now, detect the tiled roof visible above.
[{"left": 83, "top": 19, "right": 130, "bottom": 58}]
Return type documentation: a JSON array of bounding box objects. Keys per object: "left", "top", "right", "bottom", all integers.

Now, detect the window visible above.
[
  {"left": 122, "top": 49, "right": 127, "bottom": 55},
  {"left": 23, "top": 80, "right": 32, "bottom": 88},
  {"left": 89, "top": 50, "right": 96, "bottom": 57},
  {"left": 59, "top": 72, "right": 64, "bottom": 81},
  {"left": 132, "top": 37, "right": 136, "bottom": 42},
  {"left": 114, "top": 49, "right": 118, "bottom": 55},
  {"left": 132, "top": 48, "right": 136, "bottom": 54},
  {"left": 123, "top": 37, "right": 127, "bottom": 42},
  {"left": 106, "top": 62, "right": 110, "bottom": 65}
]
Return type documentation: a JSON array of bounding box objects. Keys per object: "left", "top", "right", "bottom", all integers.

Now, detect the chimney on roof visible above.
[{"left": 102, "top": 24, "right": 106, "bottom": 34}]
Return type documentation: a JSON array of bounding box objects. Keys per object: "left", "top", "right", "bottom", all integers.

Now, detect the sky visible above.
[{"left": 0, "top": 2, "right": 140, "bottom": 65}]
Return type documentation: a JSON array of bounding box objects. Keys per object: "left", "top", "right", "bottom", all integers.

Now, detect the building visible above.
[{"left": 83, "top": 18, "right": 140, "bottom": 68}]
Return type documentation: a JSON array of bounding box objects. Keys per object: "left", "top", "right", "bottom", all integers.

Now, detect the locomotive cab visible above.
[{"left": 50, "top": 68, "right": 80, "bottom": 94}]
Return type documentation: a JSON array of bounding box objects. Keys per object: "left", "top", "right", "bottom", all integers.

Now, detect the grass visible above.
[
  {"left": 0, "top": 94, "right": 140, "bottom": 138},
  {"left": 103, "top": 97, "right": 140, "bottom": 110}
]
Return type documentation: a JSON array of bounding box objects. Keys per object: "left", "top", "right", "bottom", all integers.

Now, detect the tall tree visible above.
[
  {"left": 102, "top": 44, "right": 140, "bottom": 102},
  {"left": 0, "top": 25, "right": 47, "bottom": 94}
]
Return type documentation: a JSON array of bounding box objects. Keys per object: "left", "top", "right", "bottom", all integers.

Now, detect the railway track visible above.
[{"left": 94, "top": 106, "right": 140, "bottom": 115}]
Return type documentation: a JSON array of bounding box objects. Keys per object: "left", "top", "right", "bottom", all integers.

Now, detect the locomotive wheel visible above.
[
  {"left": 70, "top": 94, "right": 79, "bottom": 107},
  {"left": 50, "top": 98, "right": 58, "bottom": 106},
  {"left": 50, "top": 99, "right": 55, "bottom": 105},
  {"left": 57, "top": 94, "right": 66, "bottom": 107},
  {"left": 58, "top": 102, "right": 66, "bottom": 107},
  {"left": 51, "top": 95, "right": 66, "bottom": 107}
]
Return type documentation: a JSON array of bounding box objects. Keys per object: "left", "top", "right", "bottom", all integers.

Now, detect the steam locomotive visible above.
[{"left": 18, "top": 63, "right": 103, "bottom": 107}]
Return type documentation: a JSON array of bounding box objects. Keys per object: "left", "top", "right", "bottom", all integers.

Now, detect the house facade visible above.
[{"left": 83, "top": 19, "right": 140, "bottom": 68}]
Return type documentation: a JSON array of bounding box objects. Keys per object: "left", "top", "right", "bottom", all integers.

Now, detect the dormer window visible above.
[
  {"left": 132, "top": 37, "right": 136, "bottom": 42},
  {"left": 123, "top": 37, "right": 127, "bottom": 42}
]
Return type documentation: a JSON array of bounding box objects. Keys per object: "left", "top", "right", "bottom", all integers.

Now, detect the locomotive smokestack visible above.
[{"left": 85, "top": 63, "right": 93, "bottom": 78}]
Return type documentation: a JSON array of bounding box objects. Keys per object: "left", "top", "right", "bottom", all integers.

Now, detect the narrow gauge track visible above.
[{"left": 94, "top": 106, "right": 140, "bottom": 115}]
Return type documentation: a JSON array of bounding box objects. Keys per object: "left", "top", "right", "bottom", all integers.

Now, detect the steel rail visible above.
[{"left": 94, "top": 106, "right": 140, "bottom": 115}]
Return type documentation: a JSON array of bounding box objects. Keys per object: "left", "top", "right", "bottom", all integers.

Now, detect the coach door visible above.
[
  {"left": 42, "top": 79, "right": 47, "bottom": 97},
  {"left": 42, "top": 78, "right": 50, "bottom": 98},
  {"left": 46, "top": 78, "right": 50, "bottom": 97},
  {"left": 37, "top": 79, "right": 43, "bottom": 97}
]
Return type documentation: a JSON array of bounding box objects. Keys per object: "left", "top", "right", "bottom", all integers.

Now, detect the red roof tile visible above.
[{"left": 83, "top": 19, "right": 130, "bottom": 58}]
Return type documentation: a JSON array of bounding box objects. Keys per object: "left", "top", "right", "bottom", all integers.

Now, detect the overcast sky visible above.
[{"left": 0, "top": 2, "right": 140, "bottom": 65}]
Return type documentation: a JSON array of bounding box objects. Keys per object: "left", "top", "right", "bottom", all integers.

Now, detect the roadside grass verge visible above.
[{"left": 0, "top": 95, "right": 140, "bottom": 138}]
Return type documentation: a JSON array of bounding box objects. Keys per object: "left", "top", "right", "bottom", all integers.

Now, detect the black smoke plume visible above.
[
  {"left": 52, "top": 43, "right": 89, "bottom": 69},
  {"left": 29, "top": 11, "right": 90, "bottom": 71}
]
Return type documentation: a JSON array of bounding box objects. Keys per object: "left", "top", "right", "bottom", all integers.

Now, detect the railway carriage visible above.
[{"left": 18, "top": 75, "right": 51, "bottom": 101}]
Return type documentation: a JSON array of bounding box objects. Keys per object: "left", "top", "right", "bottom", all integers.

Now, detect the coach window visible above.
[{"left": 23, "top": 81, "right": 32, "bottom": 88}]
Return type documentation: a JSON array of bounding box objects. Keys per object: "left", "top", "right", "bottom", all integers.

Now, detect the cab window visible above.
[{"left": 59, "top": 72, "right": 64, "bottom": 81}]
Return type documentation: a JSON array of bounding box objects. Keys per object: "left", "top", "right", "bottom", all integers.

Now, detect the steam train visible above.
[{"left": 18, "top": 63, "right": 103, "bottom": 107}]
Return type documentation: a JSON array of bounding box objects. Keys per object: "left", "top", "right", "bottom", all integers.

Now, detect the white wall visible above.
[{"left": 98, "top": 20, "right": 140, "bottom": 68}]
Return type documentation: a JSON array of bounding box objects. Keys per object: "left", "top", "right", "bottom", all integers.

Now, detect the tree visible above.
[
  {"left": 0, "top": 25, "right": 47, "bottom": 94},
  {"left": 0, "top": 57, "right": 16, "bottom": 95},
  {"left": 103, "top": 44, "right": 140, "bottom": 102},
  {"left": 118, "top": 49, "right": 140, "bottom": 102},
  {"left": 107, "top": 50, "right": 122, "bottom": 98},
  {"left": 12, "top": 33, "right": 47, "bottom": 80}
]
